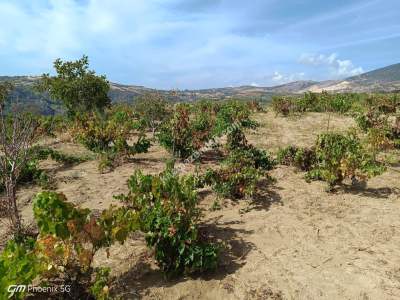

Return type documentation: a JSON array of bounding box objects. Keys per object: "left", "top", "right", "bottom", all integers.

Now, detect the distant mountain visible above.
[
  {"left": 1, "top": 62, "right": 399, "bottom": 114},
  {"left": 348, "top": 63, "right": 400, "bottom": 84},
  {"left": 301, "top": 63, "right": 400, "bottom": 93}
]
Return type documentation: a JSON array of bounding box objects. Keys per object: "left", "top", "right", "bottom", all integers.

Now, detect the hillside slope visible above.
[
  {"left": 1, "top": 62, "right": 399, "bottom": 113},
  {"left": 302, "top": 63, "right": 400, "bottom": 93}
]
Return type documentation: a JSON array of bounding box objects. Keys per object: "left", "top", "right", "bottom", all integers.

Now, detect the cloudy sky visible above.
[{"left": 0, "top": 0, "right": 399, "bottom": 89}]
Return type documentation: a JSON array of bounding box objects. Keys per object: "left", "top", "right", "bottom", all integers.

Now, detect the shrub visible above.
[
  {"left": 0, "top": 158, "right": 52, "bottom": 194},
  {"left": 0, "top": 146, "right": 86, "bottom": 194},
  {"left": 354, "top": 108, "right": 389, "bottom": 133},
  {"left": 35, "top": 115, "right": 68, "bottom": 137},
  {"left": 30, "top": 145, "right": 90, "bottom": 165},
  {"left": 157, "top": 100, "right": 258, "bottom": 160},
  {"left": 32, "top": 191, "right": 138, "bottom": 298},
  {"left": 0, "top": 237, "right": 41, "bottom": 300},
  {"left": 134, "top": 93, "right": 171, "bottom": 135},
  {"left": 157, "top": 104, "right": 194, "bottom": 159},
  {"left": 71, "top": 106, "right": 150, "bottom": 171},
  {"left": 271, "top": 96, "right": 295, "bottom": 116},
  {"left": 204, "top": 147, "right": 274, "bottom": 199},
  {"left": 116, "top": 162, "right": 219, "bottom": 277},
  {"left": 157, "top": 103, "right": 216, "bottom": 159},
  {"left": 277, "top": 146, "right": 316, "bottom": 171},
  {"left": 213, "top": 100, "right": 258, "bottom": 136},
  {"left": 391, "top": 116, "right": 400, "bottom": 149},
  {"left": 305, "top": 132, "right": 385, "bottom": 190},
  {"left": 354, "top": 105, "right": 398, "bottom": 153},
  {"left": 1, "top": 191, "right": 138, "bottom": 299},
  {"left": 204, "top": 159, "right": 262, "bottom": 199},
  {"left": 272, "top": 92, "right": 362, "bottom": 116}
]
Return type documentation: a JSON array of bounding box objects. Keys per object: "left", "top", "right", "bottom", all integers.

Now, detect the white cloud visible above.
[
  {"left": 299, "top": 53, "right": 363, "bottom": 77},
  {"left": 271, "top": 71, "right": 305, "bottom": 84}
]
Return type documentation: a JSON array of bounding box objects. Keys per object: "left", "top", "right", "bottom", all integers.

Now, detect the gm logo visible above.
[{"left": 7, "top": 285, "right": 27, "bottom": 295}]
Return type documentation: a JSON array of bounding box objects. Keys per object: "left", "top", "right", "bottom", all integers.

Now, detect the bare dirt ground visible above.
[{"left": 1, "top": 111, "right": 400, "bottom": 299}]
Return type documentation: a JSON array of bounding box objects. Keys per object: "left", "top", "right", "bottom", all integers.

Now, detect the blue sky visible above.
[{"left": 0, "top": 0, "right": 399, "bottom": 89}]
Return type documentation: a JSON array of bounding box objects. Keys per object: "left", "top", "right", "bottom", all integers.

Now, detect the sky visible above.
[{"left": 0, "top": 0, "right": 399, "bottom": 89}]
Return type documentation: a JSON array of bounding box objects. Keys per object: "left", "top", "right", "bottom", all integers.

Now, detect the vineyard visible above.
[{"left": 0, "top": 57, "right": 400, "bottom": 299}]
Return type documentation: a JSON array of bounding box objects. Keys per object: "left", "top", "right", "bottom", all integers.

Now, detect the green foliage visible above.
[
  {"left": 0, "top": 237, "right": 41, "bottom": 300},
  {"left": 0, "top": 81, "right": 14, "bottom": 105},
  {"left": 204, "top": 149, "right": 265, "bottom": 199},
  {"left": 157, "top": 104, "right": 204, "bottom": 159},
  {"left": 117, "top": 163, "right": 219, "bottom": 277},
  {"left": 0, "top": 158, "right": 51, "bottom": 193},
  {"left": 354, "top": 108, "right": 389, "bottom": 133},
  {"left": 90, "top": 267, "right": 111, "bottom": 300},
  {"left": 354, "top": 103, "right": 398, "bottom": 153},
  {"left": 272, "top": 92, "right": 365, "bottom": 116},
  {"left": 278, "top": 132, "right": 386, "bottom": 190},
  {"left": 37, "top": 55, "right": 111, "bottom": 117},
  {"left": 271, "top": 96, "right": 295, "bottom": 116},
  {"left": 35, "top": 115, "right": 68, "bottom": 137},
  {"left": 30, "top": 145, "right": 90, "bottom": 165},
  {"left": 71, "top": 106, "right": 150, "bottom": 171},
  {"left": 33, "top": 191, "right": 90, "bottom": 239},
  {"left": 157, "top": 100, "right": 258, "bottom": 159},
  {"left": 134, "top": 93, "right": 171, "bottom": 134},
  {"left": 213, "top": 100, "right": 258, "bottom": 136},
  {"left": 31, "top": 191, "right": 138, "bottom": 298},
  {"left": 305, "top": 132, "right": 386, "bottom": 189},
  {"left": 0, "top": 146, "right": 87, "bottom": 193},
  {"left": 277, "top": 145, "right": 316, "bottom": 171}
]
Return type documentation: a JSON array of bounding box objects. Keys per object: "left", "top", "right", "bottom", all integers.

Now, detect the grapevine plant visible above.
[
  {"left": 71, "top": 105, "right": 151, "bottom": 172},
  {"left": 0, "top": 192, "right": 138, "bottom": 299},
  {"left": 116, "top": 162, "right": 219, "bottom": 277},
  {"left": 277, "top": 132, "right": 386, "bottom": 191}
]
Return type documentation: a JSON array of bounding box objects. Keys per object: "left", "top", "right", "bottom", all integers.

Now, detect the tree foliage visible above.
[{"left": 38, "top": 55, "right": 111, "bottom": 117}]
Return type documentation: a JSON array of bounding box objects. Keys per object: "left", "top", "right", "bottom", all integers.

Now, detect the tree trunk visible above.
[{"left": 6, "top": 178, "right": 21, "bottom": 233}]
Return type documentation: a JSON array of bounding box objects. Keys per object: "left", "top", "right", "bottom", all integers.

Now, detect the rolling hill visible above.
[
  {"left": 1, "top": 62, "right": 399, "bottom": 114},
  {"left": 303, "top": 63, "right": 400, "bottom": 93}
]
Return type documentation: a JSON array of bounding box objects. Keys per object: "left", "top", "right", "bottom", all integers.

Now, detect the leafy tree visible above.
[{"left": 38, "top": 55, "right": 111, "bottom": 117}]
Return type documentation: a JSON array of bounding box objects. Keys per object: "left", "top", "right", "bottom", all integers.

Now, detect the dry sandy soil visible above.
[{"left": 1, "top": 111, "right": 400, "bottom": 300}]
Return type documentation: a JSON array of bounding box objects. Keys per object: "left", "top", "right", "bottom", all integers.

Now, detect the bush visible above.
[
  {"left": 0, "top": 237, "right": 41, "bottom": 300},
  {"left": 116, "top": 162, "right": 219, "bottom": 277},
  {"left": 391, "top": 116, "right": 400, "bottom": 149},
  {"left": 157, "top": 100, "right": 259, "bottom": 160},
  {"left": 1, "top": 190, "right": 138, "bottom": 299},
  {"left": 35, "top": 115, "right": 68, "bottom": 137},
  {"left": 271, "top": 96, "right": 295, "bottom": 116},
  {"left": 0, "top": 158, "right": 51, "bottom": 193},
  {"left": 204, "top": 160, "right": 262, "bottom": 199},
  {"left": 71, "top": 106, "right": 150, "bottom": 171},
  {"left": 157, "top": 104, "right": 195, "bottom": 159},
  {"left": 277, "top": 146, "right": 316, "bottom": 171},
  {"left": 134, "top": 93, "right": 171, "bottom": 135},
  {"left": 157, "top": 103, "right": 217, "bottom": 159},
  {"left": 271, "top": 92, "right": 363, "bottom": 116},
  {"left": 204, "top": 147, "right": 274, "bottom": 199},
  {"left": 0, "top": 146, "right": 87, "bottom": 194},
  {"left": 213, "top": 100, "right": 258, "bottom": 136},
  {"left": 305, "top": 132, "right": 385, "bottom": 189},
  {"left": 354, "top": 105, "right": 398, "bottom": 153}
]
